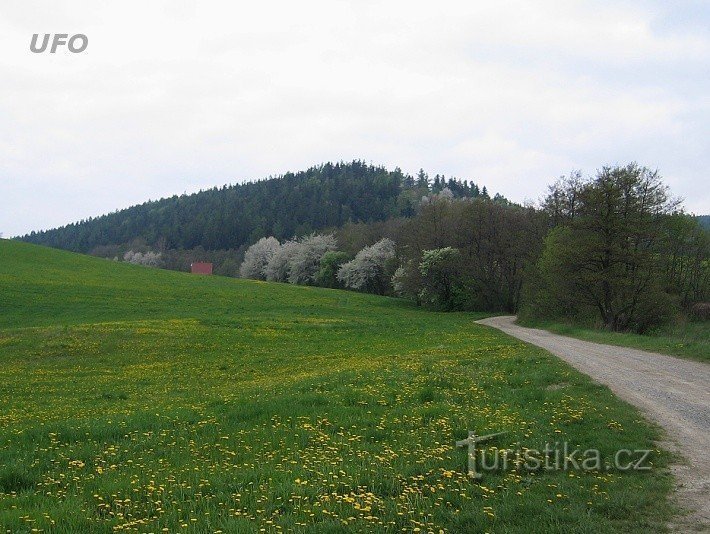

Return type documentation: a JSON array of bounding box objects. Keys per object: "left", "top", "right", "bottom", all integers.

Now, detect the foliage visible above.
[
  {"left": 122, "top": 250, "right": 162, "bottom": 267},
  {"left": 337, "top": 238, "right": 396, "bottom": 294},
  {"left": 91, "top": 239, "right": 245, "bottom": 278},
  {"left": 690, "top": 302, "right": 710, "bottom": 321},
  {"left": 315, "top": 251, "right": 350, "bottom": 288},
  {"left": 658, "top": 213, "right": 710, "bottom": 306},
  {"left": 335, "top": 219, "right": 407, "bottom": 257},
  {"left": 518, "top": 228, "right": 580, "bottom": 323},
  {"left": 396, "top": 198, "right": 547, "bottom": 312},
  {"left": 391, "top": 260, "right": 423, "bottom": 303},
  {"left": 246, "top": 233, "right": 338, "bottom": 286},
  {"left": 21, "top": 161, "right": 489, "bottom": 254},
  {"left": 417, "top": 247, "right": 466, "bottom": 310},
  {"left": 0, "top": 239, "right": 674, "bottom": 532},
  {"left": 287, "top": 234, "right": 337, "bottom": 285},
  {"left": 239, "top": 236, "right": 280, "bottom": 280},
  {"left": 265, "top": 239, "right": 299, "bottom": 282},
  {"left": 525, "top": 164, "right": 706, "bottom": 333}
]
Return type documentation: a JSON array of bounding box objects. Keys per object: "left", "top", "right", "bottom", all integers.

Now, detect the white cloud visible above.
[{"left": 0, "top": 0, "right": 708, "bottom": 237}]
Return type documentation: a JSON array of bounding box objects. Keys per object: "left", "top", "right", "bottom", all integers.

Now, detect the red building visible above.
[{"left": 190, "top": 262, "right": 213, "bottom": 275}]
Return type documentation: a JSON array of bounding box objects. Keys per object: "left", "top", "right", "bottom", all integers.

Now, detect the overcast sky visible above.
[{"left": 1, "top": 0, "right": 708, "bottom": 237}]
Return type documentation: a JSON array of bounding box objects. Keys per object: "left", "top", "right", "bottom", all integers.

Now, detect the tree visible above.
[
  {"left": 123, "top": 250, "right": 162, "bottom": 267},
  {"left": 395, "top": 197, "right": 546, "bottom": 311},
  {"left": 316, "top": 251, "right": 350, "bottom": 288},
  {"left": 391, "top": 260, "right": 423, "bottom": 303},
  {"left": 416, "top": 169, "right": 429, "bottom": 188},
  {"left": 288, "top": 234, "right": 337, "bottom": 285},
  {"left": 658, "top": 213, "right": 710, "bottom": 307},
  {"left": 265, "top": 240, "right": 299, "bottom": 282},
  {"left": 337, "top": 238, "right": 396, "bottom": 294},
  {"left": 531, "top": 164, "right": 681, "bottom": 332},
  {"left": 542, "top": 171, "right": 583, "bottom": 226},
  {"left": 418, "top": 247, "right": 464, "bottom": 310},
  {"left": 239, "top": 236, "right": 280, "bottom": 280}
]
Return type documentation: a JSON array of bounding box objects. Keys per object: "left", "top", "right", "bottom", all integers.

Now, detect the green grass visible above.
[
  {"left": 0, "top": 240, "right": 675, "bottom": 532},
  {"left": 519, "top": 319, "right": 709, "bottom": 363}
]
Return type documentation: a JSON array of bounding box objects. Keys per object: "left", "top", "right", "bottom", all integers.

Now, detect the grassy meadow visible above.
[
  {"left": 518, "top": 319, "right": 709, "bottom": 363},
  {"left": 0, "top": 240, "right": 674, "bottom": 532}
]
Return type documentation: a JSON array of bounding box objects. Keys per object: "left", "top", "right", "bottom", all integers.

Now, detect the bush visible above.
[
  {"left": 690, "top": 302, "right": 710, "bottom": 321},
  {"left": 239, "top": 237, "right": 280, "bottom": 280},
  {"left": 123, "top": 250, "right": 162, "bottom": 268},
  {"left": 288, "top": 234, "right": 337, "bottom": 285},
  {"left": 265, "top": 240, "right": 299, "bottom": 282},
  {"left": 391, "top": 260, "right": 422, "bottom": 303},
  {"left": 418, "top": 247, "right": 466, "bottom": 310},
  {"left": 337, "top": 239, "right": 396, "bottom": 294},
  {"left": 316, "top": 251, "right": 350, "bottom": 288}
]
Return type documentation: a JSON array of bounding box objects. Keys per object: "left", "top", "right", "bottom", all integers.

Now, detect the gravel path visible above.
[{"left": 476, "top": 316, "right": 710, "bottom": 531}]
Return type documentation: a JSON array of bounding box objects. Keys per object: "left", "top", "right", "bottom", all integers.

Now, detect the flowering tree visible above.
[
  {"left": 123, "top": 250, "right": 162, "bottom": 268},
  {"left": 265, "top": 240, "right": 299, "bottom": 282},
  {"left": 288, "top": 234, "right": 337, "bottom": 285},
  {"left": 239, "top": 236, "right": 280, "bottom": 280},
  {"left": 337, "top": 238, "right": 396, "bottom": 294}
]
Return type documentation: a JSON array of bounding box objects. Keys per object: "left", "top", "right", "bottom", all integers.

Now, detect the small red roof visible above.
[{"left": 190, "top": 262, "right": 213, "bottom": 275}]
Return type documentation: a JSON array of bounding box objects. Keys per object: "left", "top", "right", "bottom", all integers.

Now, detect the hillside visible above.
[
  {"left": 19, "top": 161, "right": 489, "bottom": 254},
  {"left": 0, "top": 240, "right": 673, "bottom": 532}
]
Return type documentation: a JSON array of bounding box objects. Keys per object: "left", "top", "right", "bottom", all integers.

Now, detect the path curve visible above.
[{"left": 476, "top": 316, "right": 709, "bottom": 530}]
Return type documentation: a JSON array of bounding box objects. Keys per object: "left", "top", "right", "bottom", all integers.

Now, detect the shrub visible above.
[
  {"left": 418, "top": 247, "right": 466, "bottom": 310},
  {"left": 690, "top": 302, "right": 710, "bottom": 321},
  {"left": 337, "top": 238, "right": 396, "bottom": 294},
  {"left": 265, "top": 240, "right": 299, "bottom": 282},
  {"left": 316, "top": 251, "right": 350, "bottom": 288},
  {"left": 391, "top": 260, "right": 422, "bottom": 303},
  {"left": 288, "top": 234, "right": 337, "bottom": 285},
  {"left": 239, "top": 237, "right": 280, "bottom": 280},
  {"left": 123, "top": 250, "right": 162, "bottom": 268}
]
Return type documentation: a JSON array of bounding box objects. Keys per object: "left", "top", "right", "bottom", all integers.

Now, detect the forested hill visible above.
[{"left": 20, "top": 161, "right": 491, "bottom": 253}]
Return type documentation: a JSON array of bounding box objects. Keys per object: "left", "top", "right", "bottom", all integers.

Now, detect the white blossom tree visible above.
[
  {"left": 239, "top": 236, "right": 280, "bottom": 280},
  {"left": 265, "top": 239, "right": 300, "bottom": 282},
  {"left": 337, "top": 238, "right": 396, "bottom": 294},
  {"left": 421, "top": 187, "right": 454, "bottom": 205},
  {"left": 123, "top": 250, "right": 162, "bottom": 268},
  {"left": 288, "top": 234, "right": 337, "bottom": 285}
]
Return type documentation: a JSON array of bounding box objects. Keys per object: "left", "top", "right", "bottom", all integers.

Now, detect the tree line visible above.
[
  {"left": 236, "top": 164, "right": 708, "bottom": 332},
  {"left": 521, "top": 165, "right": 709, "bottom": 331},
  {"left": 21, "top": 161, "right": 490, "bottom": 253},
  {"left": 19, "top": 161, "right": 709, "bottom": 332}
]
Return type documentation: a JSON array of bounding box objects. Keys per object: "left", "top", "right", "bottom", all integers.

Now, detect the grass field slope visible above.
[
  {"left": 518, "top": 320, "right": 709, "bottom": 363},
  {"left": 0, "top": 240, "right": 673, "bottom": 533}
]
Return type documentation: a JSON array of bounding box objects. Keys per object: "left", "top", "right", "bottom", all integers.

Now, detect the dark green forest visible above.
[{"left": 21, "top": 161, "right": 490, "bottom": 253}]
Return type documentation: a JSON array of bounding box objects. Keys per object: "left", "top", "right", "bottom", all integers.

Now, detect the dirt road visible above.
[{"left": 476, "top": 316, "right": 709, "bottom": 530}]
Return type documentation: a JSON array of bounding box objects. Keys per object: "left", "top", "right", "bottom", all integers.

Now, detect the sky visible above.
[{"left": 0, "top": 0, "right": 708, "bottom": 238}]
